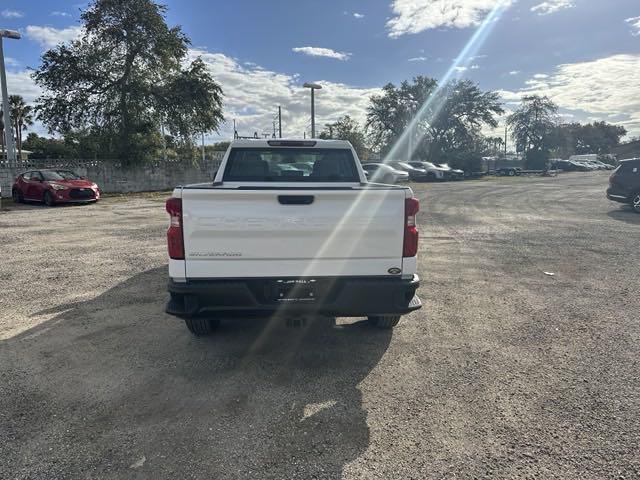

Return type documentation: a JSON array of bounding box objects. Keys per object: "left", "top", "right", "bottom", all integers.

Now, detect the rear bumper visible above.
[
  {"left": 166, "top": 275, "right": 421, "bottom": 319},
  {"left": 606, "top": 187, "right": 629, "bottom": 204}
]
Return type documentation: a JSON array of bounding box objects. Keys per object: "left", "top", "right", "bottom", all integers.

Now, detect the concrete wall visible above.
[{"left": 0, "top": 154, "right": 224, "bottom": 198}]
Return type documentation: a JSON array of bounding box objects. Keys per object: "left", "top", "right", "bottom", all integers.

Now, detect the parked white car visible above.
[
  {"left": 361, "top": 163, "right": 410, "bottom": 184},
  {"left": 165, "top": 139, "right": 422, "bottom": 335},
  {"left": 408, "top": 161, "right": 450, "bottom": 181}
]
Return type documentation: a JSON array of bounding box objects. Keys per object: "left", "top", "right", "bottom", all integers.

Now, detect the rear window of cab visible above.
[{"left": 223, "top": 148, "right": 360, "bottom": 182}]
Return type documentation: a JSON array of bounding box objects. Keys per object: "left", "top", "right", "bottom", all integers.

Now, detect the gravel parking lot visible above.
[{"left": 1, "top": 171, "right": 638, "bottom": 479}]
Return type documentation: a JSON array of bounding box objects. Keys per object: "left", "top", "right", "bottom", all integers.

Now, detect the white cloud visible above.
[
  {"left": 292, "top": 46, "right": 351, "bottom": 61},
  {"left": 533, "top": 73, "right": 549, "bottom": 79},
  {"left": 188, "top": 49, "right": 379, "bottom": 140},
  {"left": 1, "top": 9, "right": 23, "bottom": 18},
  {"left": 531, "top": 0, "right": 574, "bottom": 15},
  {"left": 408, "top": 56, "right": 428, "bottom": 62},
  {"left": 4, "top": 69, "right": 51, "bottom": 137},
  {"left": 51, "top": 11, "right": 72, "bottom": 17},
  {"left": 499, "top": 54, "right": 640, "bottom": 136},
  {"left": 387, "top": 0, "right": 512, "bottom": 37},
  {"left": 5, "top": 57, "right": 20, "bottom": 67},
  {"left": 6, "top": 70, "right": 41, "bottom": 104},
  {"left": 626, "top": 16, "right": 640, "bottom": 36},
  {"left": 453, "top": 64, "right": 480, "bottom": 72},
  {"left": 353, "top": 12, "right": 365, "bottom": 19},
  {"left": 509, "top": 70, "right": 521, "bottom": 75},
  {"left": 25, "top": 25, "right": 83, "bottom": 49}
]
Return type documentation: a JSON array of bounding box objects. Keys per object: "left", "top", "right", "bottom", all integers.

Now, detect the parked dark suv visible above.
[{"left": 607, "top": 158, "right": 640, "bottom": 213}]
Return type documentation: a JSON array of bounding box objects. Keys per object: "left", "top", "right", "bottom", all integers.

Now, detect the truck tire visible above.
[
  {"left": 368, "top": 315, "right": 401, "bottom": 329},
  {"left": 184, "top": 317, "right": 220, "bottom": 336}
]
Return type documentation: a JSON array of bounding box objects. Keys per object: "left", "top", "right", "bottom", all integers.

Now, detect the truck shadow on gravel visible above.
[{"left": 1, "top": 267, "right": 391, "bottom": 479}]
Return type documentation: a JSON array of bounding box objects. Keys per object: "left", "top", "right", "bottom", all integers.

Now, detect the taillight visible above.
[
  {"left": 403, "top": 197, "right": 419, "bottom": 257},
  {"left": 166, "top": 197, "right": 184, "bottom": 260}
]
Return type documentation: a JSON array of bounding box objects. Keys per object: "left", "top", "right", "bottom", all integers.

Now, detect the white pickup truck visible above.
[{"left": 165, "top": 139, "right": 422, "bottom": 335}]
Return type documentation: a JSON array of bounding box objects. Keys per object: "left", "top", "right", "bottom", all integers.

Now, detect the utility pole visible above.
[
  {"left": 504, "top": 124, "right": 508, "bottom": 157},
  {"left": 233, "top": 118, "right": 237, "bottom": 139},
  {"left": 303, "top": 83, "right": 322, "bottom": 138},
  {"left": 278, "top": 106, "right": 282, "bottom": 138},
  {"left": 0, "top": 29, "right": 21, "bottom": 167},
  {"left": 272, "top": 120, "right": 276, "bottom": 138}
]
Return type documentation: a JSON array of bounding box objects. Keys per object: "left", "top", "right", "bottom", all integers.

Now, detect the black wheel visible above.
[
  {"left": 12, "top": 188, "right": 23, "bottom": 203},
  {"left": 185, "top": 317, "right": 220, "bottom": 336},
  {"left": 632, "top": 192, "right": 640, "bottom": 214},
  {"left": 43, "top": 191, "right": 56, "bottom": 207},
  {"left": 368, "top": 315, "right": 401, "bottom": 329},
  {"left": 508, "top": 169, "right": 515, "bottom": 176}
]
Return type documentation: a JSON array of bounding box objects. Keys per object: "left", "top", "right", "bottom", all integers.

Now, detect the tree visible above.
[
  {"left": 366, "top": 76, "right": 437, "bottom": 154},
  {"left": 23, "top": 132, "right": 75, "bottom": 159},
  {"left": 552, "top": 121, "right": 627, "bottom": 158},
  {"left": 9, "top": 95, "right": 34, "bottom": 158},
  {"left": 507, "top": 95, "right": 558, "bottom": 169},
  {"left": 486, "top": 136, "right": 504, "bottom": 156},
  {"left": 416, "top": 80, "right": 503, "bottom": 162},
  {"left": 319, "top": 115, "right": 368, "bottom": 159},
  {"left": 366, "top": 77, "right": 503, "bottom": 167},
  {"left": 32, "top": 0, "right": 224, "bottom": 163}
]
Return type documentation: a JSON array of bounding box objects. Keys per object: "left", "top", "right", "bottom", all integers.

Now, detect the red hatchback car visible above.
[{"left": 12, "top": 169, "right": 101, "bottom": 206}]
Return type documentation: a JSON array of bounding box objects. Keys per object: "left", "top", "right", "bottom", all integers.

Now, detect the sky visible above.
[{"left": 1, "top": 0, "right": 640, "bottom": 143}]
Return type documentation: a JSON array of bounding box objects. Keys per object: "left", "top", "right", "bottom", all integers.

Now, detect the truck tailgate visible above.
[{"left": 181, "top": 187, "right": 407, "bottom": 278}]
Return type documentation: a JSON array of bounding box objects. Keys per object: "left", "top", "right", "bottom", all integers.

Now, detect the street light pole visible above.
[
  {"left": 0, "top": 29, "right": 21, "bottom": 166},
  {"left": 303, "top": 82, "right": 322, "bottom": 138},
  {"left": 311, "top": 88, "right": 315, "bottom": 138}
]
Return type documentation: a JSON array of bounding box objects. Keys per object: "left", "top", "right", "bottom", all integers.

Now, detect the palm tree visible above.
[{"left": 9, "top": 95, "right": 34, "bottom": 159}]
